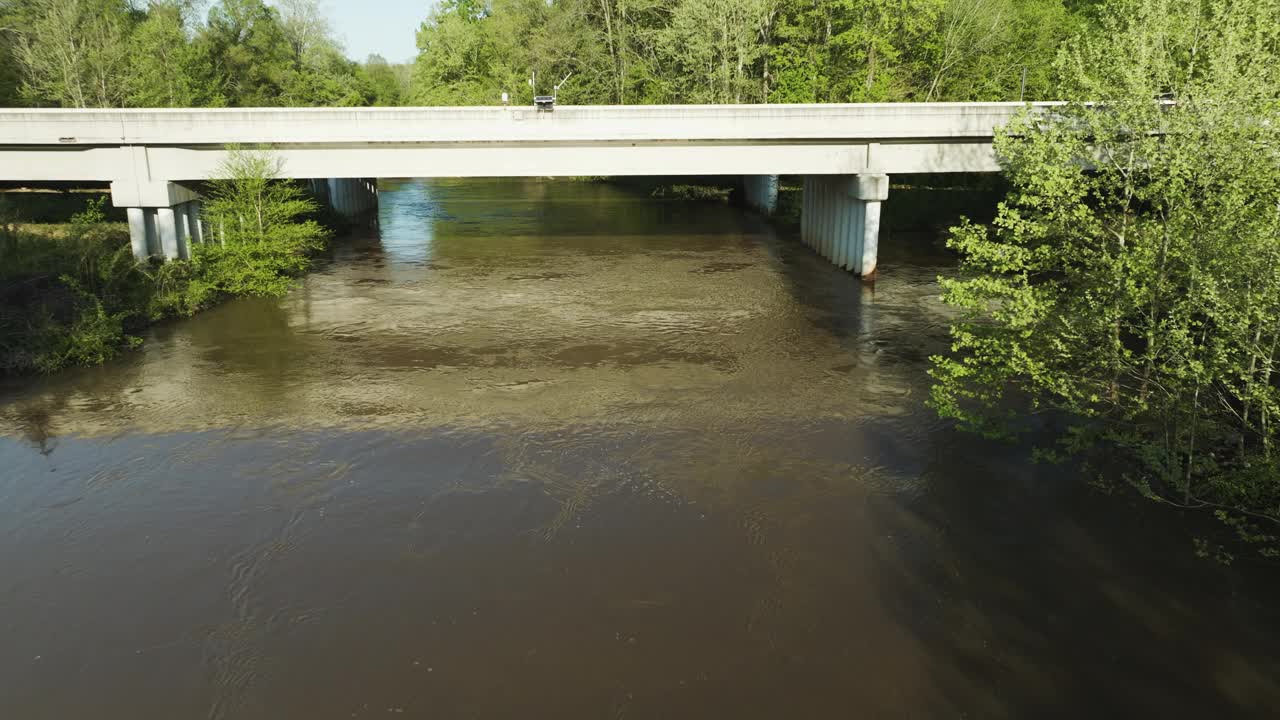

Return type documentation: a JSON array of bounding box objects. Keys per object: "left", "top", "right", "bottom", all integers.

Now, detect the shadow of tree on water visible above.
[{"left": 871, "top": 434, "right": 1280, "bottom": 719}]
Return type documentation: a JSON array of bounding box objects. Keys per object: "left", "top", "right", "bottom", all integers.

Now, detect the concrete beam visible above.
[
  {"left": 853, "top": 173, "right": 890, "bottom": 201},
  {"left": 109, "top": 180, "right": 198, "bottom": 208},
  {"left": 140, "top": 143, "right": 986, "bottom": 178},
  {"left": 0, "top": 142, "right": 1001, "bottom": 183}
]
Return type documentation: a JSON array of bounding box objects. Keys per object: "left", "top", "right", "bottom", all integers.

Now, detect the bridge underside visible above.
[
  {"left": 0, "top": 102, "right": 1046, "bottom": 276},
  {"left": 112, "top": 173, "right": 894, "bottom": 278},
  {"left": 1, "top": 147, "right": 995, "bottom": 277},
  {"left": 0, "top": 142, "right": 982, "bottom": 277}
]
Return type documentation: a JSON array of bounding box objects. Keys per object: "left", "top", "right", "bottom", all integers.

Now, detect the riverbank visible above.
[{"left": 0, "top": 194, "right": 335, "bottom": 375}]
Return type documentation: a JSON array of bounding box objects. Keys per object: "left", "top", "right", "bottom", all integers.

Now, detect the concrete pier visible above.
[
  {"left": 801, "top": 173, "right": 889, "bottom": 277},
  {"left": 742, "top": 175, "right": 779, "bottom": 216},
  {"left": 123, "top": 199, "right": 204, "bottom": 261},
  {"left": 325, "top": 178, "right": 378, "bottom": 219},
  {"left": 113, "top": 180, "right": 202, "bottom": 261},
  {"left": 121, "top": 178, "right": 376, "bottom": 262}
]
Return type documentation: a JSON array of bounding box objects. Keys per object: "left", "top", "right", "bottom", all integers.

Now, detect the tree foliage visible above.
[
  {"left": 1, "top": 0, "right": 1092, "bottom": 108},
  {"left": 407, "top": 0, "right": 1085, "bottom": 106},
  {"left": 1, "top": 0, "right": 405, "bottom": 108},
  {"left": 0, "top": 1, "right": 21, "bottom": 105},
  {"left": 931, "top": 0, "right": 1280, "bottom": 557},
  {"left": 126, "top": 1, "right": 206, "bottom": 107},
  {"left": 13, "top": 0, "right": 137, "bottom": 108},
  {"left": 357, "top": 54, "right": 409, "bottom": 107},
  {"left": 200, "top": 146, "right": 330, "bottom": 297}
]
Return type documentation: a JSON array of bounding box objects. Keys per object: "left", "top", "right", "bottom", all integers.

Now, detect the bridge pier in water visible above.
[
  {"left": 800, "top": 173, "right": 889, "bottom": 278},
  {"left": 742, "top": 173, "right": 888, "bottom": 277},
  {"left": 318, "top": 178, "right": 378, "bottom": 220}
]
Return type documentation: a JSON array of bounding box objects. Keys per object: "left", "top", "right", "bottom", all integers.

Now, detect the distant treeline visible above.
[
  {"left": 0, "top": 0, "right": 1105, "bottom": 109},
  {"left": 0, "top": 0, "right": 410, "bottom": 108}
]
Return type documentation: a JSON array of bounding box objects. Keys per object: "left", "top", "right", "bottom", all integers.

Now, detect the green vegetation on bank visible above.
[
  {"left": 0, "top": 148, "right": 330, "bottom": 374},
  {"left": 931, "top": 0, "right": 1280, "bottom": 559}
]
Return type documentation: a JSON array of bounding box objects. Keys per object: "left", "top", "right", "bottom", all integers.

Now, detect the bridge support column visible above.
[
  {"left": 112, "top": 181, "right": 201, "bottom": 261},
  {"left": 126, "top": 200, "right": 204, "bottom": 261},
  {"left": 126, "top": 208, "right": 155, "bottom": 260},
  {"left": 155, "top": 207, "right": 181, "bottom": 260},
  {"left": 742, "top": 175, "right": 779, "bottom": 216},
  {"left": 800, "top": 173, "right": 888, "bottom": 277},
  {"left": 324, "top": 178, "right": 379, "bottom": 220},
  {"left": 186, "top": 200, "right": 205, "bottom": 245}
]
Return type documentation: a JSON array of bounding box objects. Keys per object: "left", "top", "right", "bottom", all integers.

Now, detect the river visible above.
[{"left": 2, "top": 178, "right": 1278, "bottom": 718}]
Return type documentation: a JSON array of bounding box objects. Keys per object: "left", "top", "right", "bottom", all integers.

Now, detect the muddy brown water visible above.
[{"left": 2, "top": 179, "right": 1278, "bottom": 719}]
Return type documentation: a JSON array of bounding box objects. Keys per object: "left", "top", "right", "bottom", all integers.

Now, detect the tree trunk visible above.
[{"left": 866, "top": 44, "right": 876, "bottom": 92}]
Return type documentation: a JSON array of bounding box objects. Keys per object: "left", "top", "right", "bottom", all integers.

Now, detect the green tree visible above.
[
  {"left": 0, "top": 1, "right": 21, "bottom": 105},
  {"left": 767, "top": 0, "right": 948, "bottom": 103},
  {"left": 357, "top": 54, "right": 408, "bottom": 106},
  {"left": 410, "top": 0, "right": 602, "bottom": 106},
  {"left": 766, "top": 0, "right": 832, "bottom": 103},
  {"left": 275, "top": 0, "right": 333, "bottom": 62},
  {"left": 923, "top": 0, "right": 1075, "bottom": 101},
  {"left": 410, "top": 0, "right": 502, "bottom": 105},
  {"left": 126, "top": 1, "right": 209, "bottom": 107},
  {"left": 199, "top": 146, "right": 330, "bottom": 296},
  {"left": 13, "top": 0, "right": 138, "bottom": 107},
  {"left": 830, "top": 0, "right": 944, "bottom": 101},
  {"left": 274, "top": 0, "right": 364, "bottom": 105},
  {"left": 586, "top": 0, "right": 671, "bottom": 104},
  {"left": 931, "top": 0, "right": 1280, "bottom": 556},
  {"left": 657, "top": 0, "right": 778, "bottom": 104},
  {"left": 200, "top": 0, "right": 299, "bottom": 106},
  {"left": 400, "top": 0, "right": 1097, "bottom": 106}
]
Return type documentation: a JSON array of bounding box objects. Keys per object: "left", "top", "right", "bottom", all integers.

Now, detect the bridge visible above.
[{"left": 0, "top": 103, "right": 1055, "bottom": 276}]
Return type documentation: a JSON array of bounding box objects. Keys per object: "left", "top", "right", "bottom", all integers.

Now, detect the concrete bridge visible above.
[{"left": 0, "top": 103, "right": 1056, "bottom": 275}]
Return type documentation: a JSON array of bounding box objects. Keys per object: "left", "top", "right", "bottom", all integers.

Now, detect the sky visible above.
[{"left": 319, "top": 0, "right": 430, "bottom": 64}]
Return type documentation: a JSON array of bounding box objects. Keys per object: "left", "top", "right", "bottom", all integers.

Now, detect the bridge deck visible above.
[
  {"left": 0, "top": 103, "right": 1053, "bottom": 145},
  {"left": 0, "top": 103, "right": 1053, "bottom": 182}
]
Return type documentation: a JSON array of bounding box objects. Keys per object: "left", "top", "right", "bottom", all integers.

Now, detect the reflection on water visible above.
[{"left": 1, "top": 179, "right": 1278, "bottom": 719}]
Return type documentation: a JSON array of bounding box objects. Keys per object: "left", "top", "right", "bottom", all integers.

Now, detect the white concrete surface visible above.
[
  {"left": 0, "top": 103, "right": 1055, "bottom": 185},
  {"left": 802, "top": 174, "right": 888, "bottom": 276}
]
